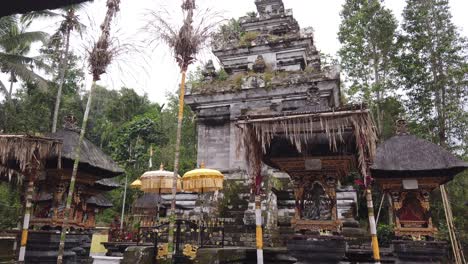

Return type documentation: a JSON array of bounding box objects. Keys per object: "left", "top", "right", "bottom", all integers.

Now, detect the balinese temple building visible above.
[
  {"left": 185, "top": 0, "right": 376, "bottom": 262},
  {"left": 32, "top": 117, "right": 123, "bottom": 230},
  {"left": 1, "top": 117, "right": 123, "bottom": 263},
  {"left": 184, "top": 1, "right": 466, "bottom": 263},
  {"left": 371, "top": 120, "right": 468, "bottom": 263}
]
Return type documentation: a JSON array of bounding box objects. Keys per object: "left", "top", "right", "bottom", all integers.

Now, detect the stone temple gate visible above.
[{"left": 184, "top": 0, "right": 373, "bottom": 241}]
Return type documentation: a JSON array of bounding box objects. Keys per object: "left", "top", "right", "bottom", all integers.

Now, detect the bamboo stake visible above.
[
  {"left": 168, "top": 70, "right": 187, "bottom": 258},
  {"left": 255, "top": 195, "right": 264, "bottom": 264},
  {"left": 18, "top": 179, "right": 35, "bottom": 263},
  {"left": 237, "top": 109, "right": 370, "bottom": 124},
  {"left": 366, "top": 188, "right": 381, "bottom": 264},
  {"left": 440, "top": 185, "right": 465, "bottom": 264},
  {"left": 57, "top": 81, "right": 96, "bottom": 264}
]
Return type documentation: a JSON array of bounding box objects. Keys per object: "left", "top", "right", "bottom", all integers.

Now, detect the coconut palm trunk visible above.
[
  {"left": 57, "top": 1, "right": 120, "bottom": 263},
  {"left": 51, "top": 26, "right": 72, "bottom": 133},
  {"left": 56, "top": 80, "right": 96, "bottom": 264},
  {"left": 168, "top": 70, "right": 187, "bottom": 256}
]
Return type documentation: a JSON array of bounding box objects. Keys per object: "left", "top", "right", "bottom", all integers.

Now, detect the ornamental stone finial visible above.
[{"left": 395, "top": 119, "right": 409, "bottom": 135}]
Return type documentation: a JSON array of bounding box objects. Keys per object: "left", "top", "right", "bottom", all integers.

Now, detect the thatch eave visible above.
[
  {"left": 86, "top": 194, "right": 113, "bottom": 208},
  {"left": 371, "top": 134, "right": 468, "bottom": 178},
  {"left": 0, "top": 134, "right": 62, "bottom": 180},
  {"left": 45, "top": 129, "right": 123, "bottom": 177}
]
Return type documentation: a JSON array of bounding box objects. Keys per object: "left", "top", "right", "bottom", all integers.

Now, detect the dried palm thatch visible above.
[
  {"left": 144, "top": 0, "right": 221, "bottom": 71},
  {"left": 0, "top": 135, "right": 62, "bottom": 181},
  {"left": 237, "top": 109, "right": 378, "bottom": 189}
]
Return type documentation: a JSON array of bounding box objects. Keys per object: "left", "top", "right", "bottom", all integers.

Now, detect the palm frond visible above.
[
  {"left": 0, "top": 31, "right": 48, "bottom": 51},
  {"left": 20, "top": 10, "right": 60, "bottom": 23},
  {"left": 0, "top": 16, "right": 17, "bottom": 36},
  {"left": 0, "top": 53, "right": 50, "bottom": 91},
  {"left": 144, "top": 3, "right": 222, "bottom": 71}
]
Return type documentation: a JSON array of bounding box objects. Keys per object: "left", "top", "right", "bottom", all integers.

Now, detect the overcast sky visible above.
[{"left": 2, "top": 0, "right": 468, "bottom": 104}]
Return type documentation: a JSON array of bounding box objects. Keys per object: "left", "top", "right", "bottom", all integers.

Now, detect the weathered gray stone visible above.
[{"left": 121, "top": 246, "right": 154, "bottom": 264}]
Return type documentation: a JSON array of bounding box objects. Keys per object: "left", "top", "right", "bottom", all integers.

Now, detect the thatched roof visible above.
[
  {"left": 1, "top": 0, "right": 93, "bottom": 17},
  {"left": 46, "top": 129, "right": 123, "bottom": 177},
  {"left": 371, "top": 134, "right": 468, "bottom": 177},
  {"left": 0, "top": 135, "right": 62, "bottom": 181},
  {"left": 95, "top": 177, "right": 121, "bottom": 190},
  {"left": 237, "top": 108, "right": 378, "bottom": 190},
  {"left": 133, "top": 193, "right": 164, "bottom": 209},
  {"left": 86, "top": 193, "right": 113, "bottom": 208}
]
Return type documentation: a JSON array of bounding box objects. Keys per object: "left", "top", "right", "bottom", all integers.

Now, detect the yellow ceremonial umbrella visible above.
[
  {"left": 183, "top": 163, "right": 224, "bottom": 222},
  {"left": 130, "top": 179, "right": 142, "bottom": 189},
  {"left": 140, "top": 164, "right": 182, "bottom": 193},
  {"left": 182, "top": 163, "right": 224, "bottom": 193},
  {"left": 140, "top": 164, "right": 182, "bottom": 220}
]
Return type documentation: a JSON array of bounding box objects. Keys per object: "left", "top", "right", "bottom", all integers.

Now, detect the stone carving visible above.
[
  {"left": 301, "top": 26, "right": 314, "bottom": 39},
  {"left": 306, "top": 83, "right": 320, "bottom": 105},
  {"left": 63, "top": 115, "right": 80, "bottom": 132},
  {"left": 302, "top": 182, "right": 332, "bottom": 220},
  {"left": 396, "top": 119, "right": 409, "bottom": 135},
  {"left": 201, "top": 60, "right": 216, "bottom": 81},
  {"left": 242, "top": 75, "right": 265, "bottom": 89},
  {"left": 252, "top": 55, "right": 266, "bottom": 73}
]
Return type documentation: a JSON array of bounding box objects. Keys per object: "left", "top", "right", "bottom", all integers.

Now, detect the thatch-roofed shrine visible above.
[
  {"left": 28, "top": 118, "right": 123, "bottom": 229},
  {"left": 372, "top": 120, "right": 468, "bottom": 238},
  {"left": 0, "top": 117, "right": 122, "bottom": 263}
]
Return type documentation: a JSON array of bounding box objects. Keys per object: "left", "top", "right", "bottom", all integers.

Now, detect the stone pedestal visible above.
[
  {"left": 25, "top": 231, "right": 92, "bottom": 264},
  {"left": 196, "top": 247, "right": 296, "bottom": 264},
  {"left": 287, "top": 235, "right": 346, "bottom": 264},
  {"left": 0, "top": 236, "right": 15, "bottom": 263},
  {"left": 393, "top": 240, "right": 448, "bottom": 264},
  {"left": 121, "top": 246, "right": 154, "bottom": 264}
]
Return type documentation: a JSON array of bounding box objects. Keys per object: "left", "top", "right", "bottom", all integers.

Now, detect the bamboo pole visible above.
[
  {"left": 57, "top": 81, "right": 96, "bottom": 264},
  {"left": 18, "top": 179, "right": 35, "bottom": 263},
  {"left": 440, "top": 185, "right": 465, "bottom": 264},
  {"left": 237, "top": 109, "right": 370, "bottom": 124},
  {"left": 255, "top": 195, "right": 264, "bottom": 264},
  {"left": 168, "top": 70, "right": 187, "bottom": 258},
  {"left": 366, "top": 188, "right": 381, "bottom": 264}
]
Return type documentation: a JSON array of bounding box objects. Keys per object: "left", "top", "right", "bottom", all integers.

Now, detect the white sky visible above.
[{"left": 2, "top": 0, "right": 468, "bottom": 104}]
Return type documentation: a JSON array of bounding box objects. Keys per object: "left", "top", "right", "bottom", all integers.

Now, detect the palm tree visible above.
[
  {"left": 0, "top": 16, "right": 50, "bottom": 99},
  {"left": 48, "top": 4, "right": 86, "bottom": 133},
  {"left": 56, "top": 0, "right": 120, "bottom": 263},
  {"left": 145, "top": 0, "right": 219, "bottom": 258},
  {"left": 0, "top": 15, "right": 50, "bottom": 131}
]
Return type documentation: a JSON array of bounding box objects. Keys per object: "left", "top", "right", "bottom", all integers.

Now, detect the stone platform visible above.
[{"left": 25, "top": 231, "right": 92, "bottom": 264}]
